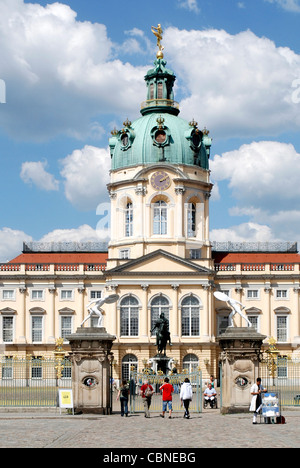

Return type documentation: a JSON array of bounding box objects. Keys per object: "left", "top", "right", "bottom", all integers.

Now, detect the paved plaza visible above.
[{"left": 0, "top": 407, "right": 299, "bottom": 449}]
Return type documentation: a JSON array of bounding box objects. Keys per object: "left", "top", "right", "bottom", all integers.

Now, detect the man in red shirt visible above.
[{"left": 159, "top": 377, "right": 174, "bottom": 419}]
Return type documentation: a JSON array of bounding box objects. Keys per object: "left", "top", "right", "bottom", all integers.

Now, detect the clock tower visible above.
[{"left": 107, "top": 33, "right": 213, "bottom": 270}]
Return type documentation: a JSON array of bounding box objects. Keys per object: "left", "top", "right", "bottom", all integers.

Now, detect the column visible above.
[
  {"left": 140, "top": 284, "right": 149, "bottom": 340},
  {"left": 175, "top": 187, "right": 185, "bottom": 239},
  {"left": 78, "top": 286, "right": 86, "bottom": 327},
  {"left": 171, "top": 284, "right": 179, "bottom": 341},
  {"left": 48, "top": 287, "right": 56, "bottom": 343},
  {"left": 202, "top": 284, "right": 210, "bottom": 341},
  {"left": 18, "top": 286, "right": 27, "bottom": 343}
]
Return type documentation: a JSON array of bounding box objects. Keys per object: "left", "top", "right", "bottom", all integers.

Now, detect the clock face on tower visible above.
[{"left": 150, "top": 171, "right": 171, "bottom": 191}]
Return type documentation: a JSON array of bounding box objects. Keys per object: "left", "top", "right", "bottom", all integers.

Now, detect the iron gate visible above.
[
  {"left": 0, "top": 356, "right": 72, "bottom": 407},
  {"left": 259, "top": 358, "right": 300, "bottom": 407},
  {"left": 129, "top": 371, "right": 202, "bottom": 414}
]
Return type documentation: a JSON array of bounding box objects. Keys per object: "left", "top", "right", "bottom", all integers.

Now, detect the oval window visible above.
[
  {"left": 121, "top": 133, "right": 129, "bottom": 147},
  {"left": 192, "top": 132, "right": 201, "bottom": 147},
  {"left": 83, "top": 377, "right": 97, "bottom": 387},
  {"left": 155, "top": 130, "right": 166, "bottom": 144}
]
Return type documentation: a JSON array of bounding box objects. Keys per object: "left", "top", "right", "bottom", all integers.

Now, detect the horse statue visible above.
[{"left": 151, "top": 312, "right": 172, "bottom": 356}]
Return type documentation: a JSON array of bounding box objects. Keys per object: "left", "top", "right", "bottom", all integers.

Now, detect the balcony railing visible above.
[{"left": 0, "top": 263, "right": 107, "bottom": 272}]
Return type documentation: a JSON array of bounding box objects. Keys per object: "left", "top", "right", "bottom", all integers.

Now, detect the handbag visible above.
[{"left": 144, "top": 385, "right": 153, "bottom": 398}]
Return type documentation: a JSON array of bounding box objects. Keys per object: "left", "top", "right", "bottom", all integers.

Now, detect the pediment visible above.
[{"left": 107, "top": 250, "right": 212, "bottom": 276}]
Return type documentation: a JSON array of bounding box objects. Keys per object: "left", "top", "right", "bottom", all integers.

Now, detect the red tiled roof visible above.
[
  {"left": 212, "top": 252, "right": 300, "bottom": 264},
  {"left": 9, "top": 252, "right": 108, "bottom": 264}
]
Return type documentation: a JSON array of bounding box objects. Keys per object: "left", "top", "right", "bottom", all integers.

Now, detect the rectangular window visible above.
[
  {"left": 277, "top": 316, "right": 288, "bottom": 342},
  {"left": 31, "top": 290, "right": 44, "bottom": 300},
  {"left": 2, "top": 290, "right": 15, "bottom": 301},
  {"left": 119, "top": 249, "right": 130, "bottom": 259},
  {"left": 276, "top": 290, "right": 288, "bottom": 299},
  {"left": 32, "top": 316, "right": 43, "bottom": 343},
  {"left": 217, "top": 315, "right": 229, "bottom": 335},
  {"left": 2, "top": 357, "right": 13, "bottom": 379},
  {"left": 247, "top": 289, "right": 259, "bottom": 299},
  {"left": 60, "top": 290, "right": 73, "bottom": 300},
  {"left": 190, "top": 249, "right": 201, "bottom": 259},
  {"left": 2, "top": 316, "right": 13, "bottom": 343},
  {"left": 90, "top": 290, "right": 102, "bottom": 300},
  {"left": 31, "top": 357, "right": 42, "bottom": 379},
  {"left": 61, "top": 316, "right": 72, "bottom": 339},
  {"left": 248, "top": 315, "right": 259, "bottom": 331}
]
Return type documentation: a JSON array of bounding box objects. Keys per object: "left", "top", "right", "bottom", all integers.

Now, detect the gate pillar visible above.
[
  {"left": 218, "top": 327, "right": 266, "bottom": 414},
  {"left": 67, "top": 327, "right": 115, "bottom": 414}
]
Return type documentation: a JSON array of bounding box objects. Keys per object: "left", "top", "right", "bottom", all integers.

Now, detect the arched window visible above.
[
  {"left": 150, "top": 296, "right": 170, "bottom": 335},
  {"left": 187, "top": 203, "right": 196, "bottom": 238},
  {"left": 120, "top": 296, "right": 139, "bottom": 337},
  {"left": 157, "top": 82, "right": 163, "bottom": 99},
  {"left": 122, "top": 354, "right": 138, "bottom": 381},
  {"left": 181, "top": 296, "right": 200, "bottom": 336},
  {"left": 153, "top": 200, "right": 167, "bottom": 235},
  {"left": 125, "top": 202, "right": 133, "bottom": 237},
  {"left": 183, "top": 354, "right": 199, "bottom": 373}
]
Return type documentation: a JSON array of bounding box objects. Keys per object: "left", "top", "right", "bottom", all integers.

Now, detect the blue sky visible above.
[{"left": 0, "top": 0, "right": 300, "bottom": 261}]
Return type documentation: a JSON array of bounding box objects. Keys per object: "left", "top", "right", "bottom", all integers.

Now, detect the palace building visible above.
[{"left": 1, "top": 41, "right": 300, "bottom": 384}]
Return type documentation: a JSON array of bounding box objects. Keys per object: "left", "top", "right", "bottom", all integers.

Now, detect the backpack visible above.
[
  {"left": 144, "top": 385, "right": 153, "bottom": 398},
  {"left": 121, "top": 385, "right": 129, "bottom": 398}
]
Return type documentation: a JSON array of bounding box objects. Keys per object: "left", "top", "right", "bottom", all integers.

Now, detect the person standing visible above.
[
  {"left": 180, "top": 378, "right": 193, "bottom": 419},
  {"left": 116, "top": 379, "right": 130, "bottom": 417},
  {"left": 250, "top": 377, "right": 267, "bottom": 424},
  {"left": 159, "top": 377, "right": 174, "bottom": 419},
  {"left": 140, "top": 379, "right": 154, "bottom": 418}
]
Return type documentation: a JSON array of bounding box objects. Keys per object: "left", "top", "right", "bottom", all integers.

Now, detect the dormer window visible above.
[
  {"left": 121, "top": 133, "right": 129, "bottom": 147},
  {"left": 155, "top": 130, "right": 166, "bottom": 144}
]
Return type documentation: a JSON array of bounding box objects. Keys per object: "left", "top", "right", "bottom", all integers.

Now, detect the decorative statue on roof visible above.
[{"left": 151, "top": 24, "right": 164, "bottom": 58}]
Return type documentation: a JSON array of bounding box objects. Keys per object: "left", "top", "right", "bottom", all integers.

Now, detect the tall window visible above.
[
  {"left": 32, "top": 316, "right": 43, "bottom": 342},
  {"left": 2, "top": 316, "right": 13, "bottom": 343},
  {"left": 181, "top": 296, "right": 200, "bottom": 336},
  {"left": 120, "top": 296, "right": 139, "bottom": 337},
  {"left": 150, "top": 296, "right": 170, "bottom": 334},
  {"left": 157, "top": 82, "right": 163, "bottom": 99},
  {"left": 183, "top": 354, "right": 199, "bottom": 373},
  {"left": 125, "top": 202, "right": 133, "bottom": 237},
  {"left": 122, "top": 354, "right": 138, "bottom": 381},
  {"left": 153, "top": 201, "right": 167, "bottom": 235},
  {"left": 277, "top": 315, "right": 288, "bottom": 342},
  {"left": 187, "top": 203, "right": 196, "bottom": 237},
  {"left": 61, "top": 316, "right": 72, "bottom": 339}
]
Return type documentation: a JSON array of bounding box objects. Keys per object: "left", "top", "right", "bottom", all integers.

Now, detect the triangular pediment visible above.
[{"left": 107, "top": 250, "right": 213, "bottom": 276}]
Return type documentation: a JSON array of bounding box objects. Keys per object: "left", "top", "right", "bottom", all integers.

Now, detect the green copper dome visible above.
[{"left": 109, "top": 58, "right": 211, "bottom": 171}]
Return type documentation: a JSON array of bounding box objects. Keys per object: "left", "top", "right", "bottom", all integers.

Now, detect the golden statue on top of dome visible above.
[{"left": 151, "top": 24, "right": 164, "bottom": 58}]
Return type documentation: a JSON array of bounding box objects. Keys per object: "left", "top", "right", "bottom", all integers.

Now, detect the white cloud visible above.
[
  {"left": 0, "top": 0, "right": 147, "bottom": 141},
  {"left": 39, "top": 224, "right": 109, "bottom": 243},
  {"left": 177, "top": 0, "right": 200, "bottom": 13},
  {"left": 265, "top": 0, "right": 300, "bottom": 12},
  {"left": 0, "top": 227, "right": 33, "bottom": 263},
  {"left": 20, "top": 160, "right": 59, "bottom": 191},
  {"left": 210, "top": 222, "right": 276, "bottom": 243},
  {"left": 210, "top": 141, "right": 300, "bottom": 243},
  {"left": 211, "top": 141, "right": 300, "bottom": 211},
  {"left": 60, "top": 145, "right": 111, "bottom": 211},
  {"left": 164, "top": 28, "right": 300, "bottom": 138}
]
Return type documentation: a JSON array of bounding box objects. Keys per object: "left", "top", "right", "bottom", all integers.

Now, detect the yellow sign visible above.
[{"left": 58, "top": 389, "right": 73, "bottom": 409}]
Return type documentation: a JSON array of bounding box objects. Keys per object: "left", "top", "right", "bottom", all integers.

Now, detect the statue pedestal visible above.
[
  {"left": 67, "top": 327, "right": 116, "bottom": 414},
  {"left": 150, "top": 355, "right": 171, "bottom": 375},
  {"left": 218, "top": 327, "right": 266, "bottom": 414}
]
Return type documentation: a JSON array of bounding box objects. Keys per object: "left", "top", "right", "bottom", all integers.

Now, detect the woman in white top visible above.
[{"left": 180, "top": 378, "right": 193, "bottom": 419}]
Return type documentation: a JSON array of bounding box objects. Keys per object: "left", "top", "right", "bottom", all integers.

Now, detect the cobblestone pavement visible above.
[{"left": 0, "top": 407, "right": 299, "bottom": 448}]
